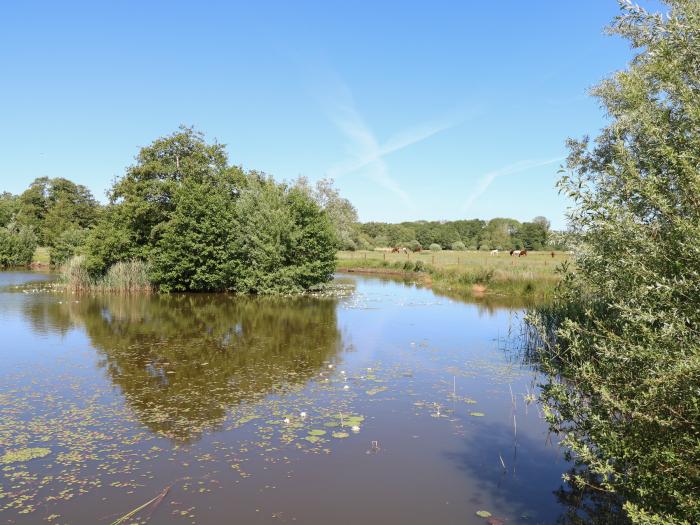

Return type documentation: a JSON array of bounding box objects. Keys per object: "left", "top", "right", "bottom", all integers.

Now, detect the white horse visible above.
[
  {"left": 490, "top": 249, "right": 499, "bottom": 256},
  {"left": 511, "top": 249, "right": 522, "bottom": 257}
]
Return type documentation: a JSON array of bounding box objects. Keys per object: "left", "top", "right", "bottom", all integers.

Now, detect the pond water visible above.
[{"left": 0, "top": 271, "right": 575, "bottom": 525}]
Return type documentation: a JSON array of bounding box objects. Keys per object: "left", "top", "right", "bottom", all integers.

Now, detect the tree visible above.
[
  {"left": 15, "top": 177, "right": 98, "bottom": 246},
  {"left": 86, "top": 127, "right": 337, "bottom": 293},
  {"left": 532, "top": 3, "right": 700, "bottom": 523},
  {"left": 294, "top": 177, "right": 358, "bottom": 250},
  {"left": 0, "top": 221, "right": 38, "bottom": 267},
  {"left": 86, "top": 127, "right": 231, "bottom": 275},
  {"left": 0, "top": 192, "right": 19, "bottom": 228}
]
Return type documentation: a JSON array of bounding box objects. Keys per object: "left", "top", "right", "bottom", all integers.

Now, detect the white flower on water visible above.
[
  {"left": 351, "top": 425, "right": 360, "bottom": 433},
  {"left": 300, "top": 412, "right": 307, "bottom": 419},
  {"left": 283, "top": 418, "right": 290, "bottom": 424},
  {"left": 343, "top": 385, "right": 350, "bottom": 390}
]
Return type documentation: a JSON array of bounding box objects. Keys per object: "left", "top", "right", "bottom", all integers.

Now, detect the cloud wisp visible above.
[
  {"left": 320, "top": 77, "right": 465, "bottom": 208},
  {"left": 461, "top": 157, "right": 564, "bottom": 213}
]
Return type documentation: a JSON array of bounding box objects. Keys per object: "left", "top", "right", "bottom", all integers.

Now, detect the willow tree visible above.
[{"left": 533, "top": 2, "right": 700, "bottom": 524}]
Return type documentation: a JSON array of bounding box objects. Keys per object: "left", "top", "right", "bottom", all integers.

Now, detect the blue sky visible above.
[{"left": 0, "top": 1, "right": 665, "bottom": 229}]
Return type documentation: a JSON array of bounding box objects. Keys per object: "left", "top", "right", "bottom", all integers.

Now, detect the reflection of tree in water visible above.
[
  {"left": 553, "top": 468, "right": 629, "bottom": 525},
  {"left": 27, "top": 293, "right": 344, "bottom": 442}
]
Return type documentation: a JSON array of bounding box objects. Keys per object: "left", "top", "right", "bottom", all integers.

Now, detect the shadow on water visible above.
[{"left": 22, "top": 292, "right": 345, "bottom": 442}]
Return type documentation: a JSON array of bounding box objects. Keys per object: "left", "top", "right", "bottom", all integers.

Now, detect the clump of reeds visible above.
[{"left": 62, "top": 255, "right": 152, "bottom": 292}]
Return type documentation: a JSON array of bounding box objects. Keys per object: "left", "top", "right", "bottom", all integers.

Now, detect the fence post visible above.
[
  {"left": 432, "top": 255, "right": 435, "bottom": 264},
  {"left": 383, "top": 252, "right": 386, "bottom": 261},
  {"left": 364, "top": 252, "right": 367, "bottom": 261}
]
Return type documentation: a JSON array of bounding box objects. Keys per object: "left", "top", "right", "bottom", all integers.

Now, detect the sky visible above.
[{"left": 0, "top": 1, "right": 666, "bottom": 229}]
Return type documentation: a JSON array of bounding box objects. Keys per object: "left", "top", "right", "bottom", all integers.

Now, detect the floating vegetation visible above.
[
  {"left": 469, "top": 412, "right": 486, "bottom": 417},
  {"left": 0, "top": 447, "right": 51, "bottom": 464},
  {"left": 476, "top": 510, "right": 492, "bottom": 518},
  {"left": 331, "top": 432, "right": 349, "bottom": 439},
  {"left": 365, "top": 386, "right": 387, "bottom": 396}
]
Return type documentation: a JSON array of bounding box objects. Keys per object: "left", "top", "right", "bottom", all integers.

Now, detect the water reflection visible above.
[{"left": 23, "top": 292, "right": 345, "bottom": 441}]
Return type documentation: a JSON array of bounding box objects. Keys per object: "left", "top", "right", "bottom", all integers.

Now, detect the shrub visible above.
[
  {"left": 451, "top": 241, "right": 466, "bottom": 251},
  {"left": 429, "top": 243, "right": 442, "bottom": 252},
  {"left": 402, "top": 261, "right": 415, "bottom": 271},
  {"left": 0, "top": 221, "right": 37, "bottom": 267},
  {"left": 406, "top": 240, "right": 422, "bottom": 252},
  {"left": 413, "top": 260, "right": 425, "bottom": 272}
]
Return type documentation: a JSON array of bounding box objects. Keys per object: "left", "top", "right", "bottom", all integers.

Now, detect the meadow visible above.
[{"left": 336, "top": 249, "right": 570, "bottom": 301}]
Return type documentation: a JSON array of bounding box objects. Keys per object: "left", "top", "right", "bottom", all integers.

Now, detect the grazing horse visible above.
[
  {"left": 391, "top": 247, "right": 400, "bottom": 253},
  {"left": 511, "top": 249, "right": 521, "bottom": 257},
  {"left": 490, "top": 249, "right": 499, "bottom": 256},
  {"left": 519, "top": 250, "right": 528, "bottom": 257}
]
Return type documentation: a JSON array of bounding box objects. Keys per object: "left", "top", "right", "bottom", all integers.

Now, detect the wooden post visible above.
[
  {"left": 432, "top": 255, "right": 435, "bottom": 264},
  {"left": 364, "top": 253, "right": 367, "bottom": 260},
  {"left": 383, "top": 252, "right": 386, "bottom": 261}
]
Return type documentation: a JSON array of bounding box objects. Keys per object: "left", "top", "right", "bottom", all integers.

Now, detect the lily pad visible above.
[
  {"left": 308, "top": 429, "right": 326, "bottom": 436},
  {"left": 470, "top": 412, "right": 486, "bottom": 417},
  {"left": 332, "top": 432, "right": 349, "bottom": 439},
  {"left": 476, "top": 510, "right": 492, "bottom": 518}
]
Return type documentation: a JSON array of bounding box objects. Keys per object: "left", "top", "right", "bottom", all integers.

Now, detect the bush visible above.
[
  {"left": 451, "top": 241, "right": 466, "bottom": 251},
  {"left": 406, "top": 240, "right": 422, "bottom": 252},
  {"left": 50, "top": 228, "right": 88, "bottom": 266},
  {"left": 402, "top": 261, "right": 415, "bottom": 271},
  {"left": 429, "top": 243, "right": 442, "bottom": 252},
  {"left": 413, "top": 260, "right": 425, "bottom": 272},
  {"left": 0, "top": 222, "right": 37, "bottom": 267}
]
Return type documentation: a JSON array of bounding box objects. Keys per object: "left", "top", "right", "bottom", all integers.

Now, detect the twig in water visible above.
[{"left": 109, "top": 485, "right": 171, "bottom": 525}]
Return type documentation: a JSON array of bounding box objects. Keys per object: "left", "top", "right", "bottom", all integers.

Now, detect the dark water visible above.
[{"left": 0, "top": 271, "right": 574, "bottom": 524}]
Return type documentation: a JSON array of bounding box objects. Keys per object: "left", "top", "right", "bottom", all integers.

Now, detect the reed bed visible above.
[{"left": 62, "top": 255, "right": 152, "bottom": 292}]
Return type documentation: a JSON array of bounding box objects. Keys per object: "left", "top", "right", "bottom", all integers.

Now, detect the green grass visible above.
[
  {"left": 32, "top": 246, "right": 51, "bottom": 266},
  {"left": 337, "top": 249, "right": 569, "bottom": 301}
]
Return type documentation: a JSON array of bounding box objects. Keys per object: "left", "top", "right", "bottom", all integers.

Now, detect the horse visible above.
[
  {"left": 511, "top": 250, "right": 521, "bottom": 257},
  {"left": 550, "top": 251, "right": 555, "bottom": 258},
  {"left": 519, "top": 250, "right": 528, "bottom": 257},
  {"left": 391, "top": 247, "right": 400, "bottom": 253},
  {"left": 490, "top": 249, "right": 499, "bottom": 256}
]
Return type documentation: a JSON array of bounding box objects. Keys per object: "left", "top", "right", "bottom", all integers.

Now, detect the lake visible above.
[{"left": 0, "top": 271, "right": 576, "bottom": 524}]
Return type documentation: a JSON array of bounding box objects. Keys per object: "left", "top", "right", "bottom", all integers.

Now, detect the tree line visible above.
[{"left": 351, "top": 216, "right": 557, "bottom": 252}]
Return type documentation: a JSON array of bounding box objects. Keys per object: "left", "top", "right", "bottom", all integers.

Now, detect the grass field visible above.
[
  {"left": 337, "top": 249, "right": 570, "bottom": 301},
  {"left": 32, "top": 246, "right": 51, "bottom": 266}
]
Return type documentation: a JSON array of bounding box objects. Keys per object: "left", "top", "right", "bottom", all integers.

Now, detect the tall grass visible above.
[
  {"left": 336, "top": 250, "right": 565, "bottom": 300},
  {"left": 62, "top": 255, "right": 152, "bottom": 292}
]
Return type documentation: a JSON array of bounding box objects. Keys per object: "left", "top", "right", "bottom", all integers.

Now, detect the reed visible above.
[{"left": 62, "top": 255, "right": 152, "bottom": 292}]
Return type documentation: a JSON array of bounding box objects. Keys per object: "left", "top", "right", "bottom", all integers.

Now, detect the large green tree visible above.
[
  {"left": 16, "top": 177, "right": 98, "bottom": 246},
  {"left": 85, "top": 127, "right": 337, "bottom": 293},
  {"left": 533, "top": 2, "right": 700, "bottom": 523}
]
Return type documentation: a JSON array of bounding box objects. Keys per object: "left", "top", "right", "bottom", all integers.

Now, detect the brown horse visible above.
[
  {"left": 391, "top": 247, "right": 400, "bottom": 253},
  {"left": 519, "top": 250, "right": 528, "bottom": 257}
]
